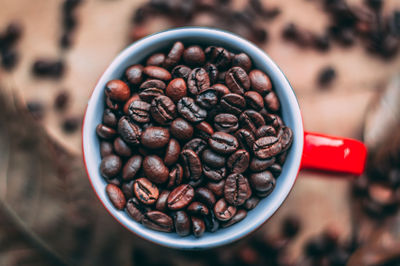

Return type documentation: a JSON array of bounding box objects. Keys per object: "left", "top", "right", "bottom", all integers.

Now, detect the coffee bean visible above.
[
  {"left": 214, "top": 113, "right": 239, "bottom": 133},
  {"left": 181, "top": 149, "right": 202, "bottom": 180},
  {"left": 239, "top": 109, "right": 266, "bottom": 133},
  {"left": 143, "top": 211, "right": 173, "bottom": 232},
  {"left": 232, "top": 53, "right": 252, "bottom": 72},
  {"left": 225, "top": 67, "right": 250, "bottom": 95},
  {"left": 279, "top": 126, "right": 293, "bottom": 152},
  {"left": 106, "top": 96, "right": 120, "bottom": 111},
  {"left": 188, "top": 176, "right": 204, "bottom": 188},
  {"left": 124, "top": 95, "right": 141, "bottom": 114},
  {"left": 206, "top": 180, "right": 225, "bottom": 197},
  {"left": 164, "top": 41, "right": 185, "bottom": 69},
  {"left": 171, "top": 65, "right": 191, "bottom": 80},
  {"left": 106, "top": 177, "right": 121, "bottom": 186},
  {"left": 203, "top": 165, "right": 227, "bottom": 182},
  {"left": 227, "top": 149, "right": 250, "bottom": 174},
  {"left": 106, "top": 184, "right": 126, "bottom": 210},
  {"left": 188, "top": 201, "right": 209, "bottom": 216},
  {"left": 191, "top": 216, "right": 206, "bottom": 238},
  {"left": 100, "top": 141, "right": 113, "bottom": 158},
  {"left": 141, "top": 126, "right": 170, "bottom": 149},
  {"left": 54, "top": 90, "right": 70, "bottom": 111},
  {"left": 235, "top": 129, "right": 256, "bottom": 151},
  {"left": 224, "top": 173, "right": 251, "bottom": 206},
  {"left": 195, "top": 187, "right": 216, "bottom": 207},
  {"left": 269, "top": 163, "right": 283, "bottom": 177},
  {"left": 166, "top": 78, "right": 187, "bottom": 103},
  {"left": 265, "top": 113, "right": 283, "bottom": 129},
  {"left": 244, "top": 91, "right": 264, "bottom": 111},
  {"left": 62, "top": 116, "right": 80, "bottom": 133},
  {"left": 209, "top": 132, "right": 239, "bottom": 155},
  {"left": 155, "top": 190, "right": 170, "bottom": 212},
  {"left": 212, "top": 84, "right": 230, "bottom": 96},
  {"left": 214, "top": 198, "right": 237, "bottom": 221},
  {"left": 125, "top": 64, "right": 143, "bottom": 85},
  {"left": 126, "top": 197, "right": 147, "bottom": 222},
  {"left": 122, "top": 155, "right": 142, "bottom": 180},
  {"left": 170, "top": 118, "right": 194, "bottom": 141},
  {"left": 117, "top": 117, "right": 141, "bottom": 145},
  {"left": 143, "top": 155, "right": 169, "bottom": 184},
  {"left": 100, "top": 155, "right": 122, "bottom": 178},
  {"left": 173, "top": 211, "right": 191, "bottom": 236},
  {"left": 317, "top": 66, "right": 336, "bottom": 87},
  {"left": 164, "top": 138, "right": 181, "bottom": 166},
  {"left": 244, "top": 196, "right": 260, "bottom": 210},
  {"left": 182, "top": 138, "right": 207, "bottom": 154},
  {"left": 103, "top": 109, "right": 118, "bottom": 128},
  {"left": 113, "top": 137, "right": 132, "bottom": 157},
  {"left": 256, "top": 125, "right": 276, "bottom": 139},
  {"left": 167, "top": 164, "right": 183, "bottom": 188},
  {"left": 105, "top": 80, "right": 130, "bottom": 102},
  {"left": 139, "top": 86, "right": 165, "bottom": 103},
  {"left": 32, "top": 59, "right": 65, "bottom": 78},
  {"left": 220, "top": 93, "right": 246, "bottom": 115},
  {"left": 250, "top": 170, "right": 276, "bottom": 197},
  {"left": 167, "top": 184, "right": 195, "bottom": 210},
  {"left": 264, "top": 92, "right": 280, "bottom": 112},
  {"left": 146, "top": 53, "right": 165, "bottom": 66},
  {"left": 139, "top": 79, "right": 166, "bottom": 90},
  {"left": 195, "top": 89, "right": 219, "bottom": 110},
  {"left": 195, "top": 121, "right": 214, "bottom": 140},
  {"left": 134, "top": 177, "right": 159, "bottom": 205},
  {"left": 143, "top": 66, "right": 171, "bottom": 81},
  {"left": 96, "top": 124, "right": 117, "bottom": 139},
  {"left": 150, "top": 95, "right": 177, "bottom": 125},
  {"left": 221, "top": 209, "right": 247, "bottom": 228},
  {"left": 128, "top": 100, "right": 151, "bottom": 123},
  {"left": 177, "top": 97, "right": 207, "bottom": 123},
  {"left": 249, "top": 70, "right": 272, "bottom": 96},
  {"left": 202, "top": 149, "right": 226, "bottom": 168},
  {"left": 253, "top": 136, "right": 282, "bottom": 159},
  {"left": 183, "top": 45, "right": 205, "bottom": 66},
  {"left": 250, "top": 157, "right": 275, "bottom": 172},
  {"left": 204, "top": 63, "right": 219, "bottom": 84},
  {"left": 205, "top": 46, "right": 232, "bottom": 70},
  {"left": 187, "top": 68, "right": 210, "bottom": 95},
  {"left": 282, "top": 215, "right": 301, "bottom": 238}
]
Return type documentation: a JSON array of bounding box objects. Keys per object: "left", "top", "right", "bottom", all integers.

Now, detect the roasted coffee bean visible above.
[
  {"left": 249, "top": 70, "right": 272, "bottom": 96},
  {"left": 164, "top": 138, "right": 181, "bottom": 166},
  {"left": 220, "top": 93, "right": 246, "bottom": 115},
  {"left": 170, "top": 118, "right": 194, "bottom": 141},
  {"left": 239, "top": 110, "right": 266, "bottom": 133},
  {"left": 205, "top": 46, "right": 232, "bottom": 70},
  {"left": 143, "top": 155, "right": 169, "bottom": 184},
  {"left": 166, "top": 78, "right": 187, "bottom": 103},
  {"left": 62, "top": 116, "right": 80, "bottom": 133},
  {"left": 150, "top": 95, "right": 177, "bottom": 125},
  {"left": 32, "top": 59, "right": 65, "bottom": 78},
  {"left": 244, "top": 91, "right": 264, "bottom": 111},
  {"left": 106, "top": 184, "right": 126, "bottom": 210},
  {"left": 188, "top": 201, "right": 209, "bottom": 216},
  {"left": 105, "top": 96, "right": 120, "bottom": 111},
  {"left": 122, "top": 155, "right": 143, "bottom": 180},
  {"left": 204, "top": 63, "right": 219, "bottom": 84},
  {"left": 125, "top": 64, "right": 143, "bottom": 85},
  {"left": 123, "top": 94, "right": 140, "bottom": 114},
  {"left": 279, "top": 126, "right": 293, "bottom": 152},
  {"left": 173, "top": 211, "right": 191, "bottom": 236},
  {"left": 143, "top": 66, "right": 171, "bottom": 81},
  {"left": 171, "top": 65, "right": 191, "bottom": 80},
  {"left": 250, "top": 157, "right": 275, "bottom": 172},
  {"left": 167, "top": 164, "right": 183, "bottom": 188},
  {"left": 167, "top": 184, "right": 195, "bottom": 210},
  {"left": 250, "top": 170, "right": 276, "bottom": 197},
  {"left": 54, "top": 90, "right": 69, "bottom": 111},
  {"left": 100, "top": 155, "right": 122, "bottom": 178},
  {"left": 244, "top": 196, "right": 260, "bottom": 210},
  {"left": 224, "top": 173, "right": 251, "bottom": 206},
  {"left": 221, "top": 209, "right": 247, "bottom": 228},
  {"left": 212, "top": 84, "right": 230, "bottom": 96},
  {"left": 155, "top": 190, "right": 170, "bottom": 211},
  {"left": 177, "top": 97, "right": 207, "bottom": 123},
  {"left": 128, "top": 100, "right": 151, "bottom": 123},
  {"left": 253, "top": 136, "right": 282, "bottom": 159},
  {"left": 203, "top": 165, "right": 227, "bottom": 182},
  {"left": 100, "top": 141, "right": 113, "bottom": 158},
  {"left": 202, "top": 149, "right": 226, "bottom": 168},
  {"left": 195, "top": 187, "right": 216, "bottom": 207},
  {"left": 214, "top": 113, "right": 239, "bottom": 133},
  {"left": 225, "top": 67, "right": 250, "bottom": 95},
  {"left": 113, "top": 137, "right": 132, "bottom": 157},
  {"left": 188, "top": 176, "right": 204, "bottom": 188},
  {"left": 277, "top": 151, "right": 288, "bottom": 165},
  {"left": 264, "top": 92, "right": 280, "bottom": 112},
  {"left": 214, "top": 198, "right": 237, "bottom": 221},
  {"left": 232, "top": 53, "right": 252, "bottom": 72},
  {"left": 269, "top": 163, "right": 282, "bottom": 177},
  {"left": 143, "top": 211, "right": 173, "bottom": 232},
  {"left": 139, "top": 87, "right": 164, "bottom": 104},
  {"left": 146, "top": 53, "right": 165, "bottom": 66},
  {"left": 106, "top": 177, "right": 121, "bottom": 186},
  {"left": 141, "top": 126, "right": 170, "bottom": 149},
  {"left": 256, "top": 125, "right": 276, "bottom": 138},
  {"left": 117, "top": 117, "right": 141, "bottom": 145},
  {"left": 191, "top": 216, "right": 206, "bottom": 238},
  {"left": 317, "top": 66, "right": 336, "bottom": 87},
  {"left": 195, "top": 89, "right": 219, "bottom": 110},
  {"left": 96, "top": 124, "right": 117, "bottom": 139},
  {"left": 134, "top": 177, "right": 159, "bottom": 205},
  {"left": 235, "top": 129, "right": 256, "bottom": 151},
  {"left": 183, "top": 45, "right": 205, "bottom": 66},
  {"left": 183, "top": 138, "right": 207, "bottom": 154},
  {"left": 206, "top": 180, "right": 225, "bottom": 197},
  {"left": 105, "top": 80, "right": 130, "bottom": 102},
  {"left": 126, "top": 198, "right": 147, "bottom": 222},
  {"left": 187, "top": 68, "right": 210, "bottom": 95},
  {"left": 195, "top": 121, "right": 214, "bottom": 140},
  {"left": 181, "top": 149, "right": 202, "bottom": 180},
  {"left": 164, "top": 41, "right": 185, "bottom": 69},
  {"left": 209, "top": 132, "right": 239, "bottom": 155},
  {"left": 264, "top": 113, "right": 283, "bottom": 129},
  {"left": 103, "top": 109, "right": 118, "bottom": 128},
  {"left": 139, "top": 79, "right": 166, "bottom": 90},
  {"left": 227, "top": 149, "right": 250, "bottom": 174}
]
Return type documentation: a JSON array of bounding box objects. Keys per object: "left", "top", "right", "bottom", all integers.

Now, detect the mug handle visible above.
[{"left": 301, "top": 131, "right": 367, "bottom": 175}]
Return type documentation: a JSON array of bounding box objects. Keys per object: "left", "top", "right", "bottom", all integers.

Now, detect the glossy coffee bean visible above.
[
  {"left": 195, "top": 121, "right": 214, "bottom": 141},
  {"left": 155, "top": 190, "right": 170, "bottom": 212},
  {"left": 240, "top": 110, "right": 266, "bottom": 134},
  {"left": 141, "top": 126, "right": 170, "bottom": 149},
  {"left": 100, "top": 141, "right": 113, "bottom": 158},
  {"left": 139, "top": 87, "right": 164, "bottom": 103},
  {"left": 206, "top": 180, "right": 225, "bottom": 197},
  {"left": 232, "top": 53, "right": 252, "bottom": 72},
  {"left": 128, "top": 100, "right": 151, "bottom": 123},
  {"left": 103, "top": 109, "right": 118, "bottom": 127},
  {"left": 177, "top": 97, "right": 207, "bottom": 123},
  {"left": 171, "top": 65, "right": 191, "bottom": 80},
  {"left": 181, "top": 149, "right": 202, "bottom": 180},
  {"left": 113, "top": 137, "right": 132, "bottom": 157},
  {"left": 142, "top": 211, "right": 173, "bottom": 232},
  {"left": 167, "top": 184, "right": 195, "bottom": 210},
  {"left": 214, "top": 198, "right": 237, "bottom": 221},
  {"left": 191, "top": 216, "right": 206, "bottom": 238},
  {"left": 183, "top": 45, "right": 205, "bottom": 66},
  {"left": 188, "top": 201, "right": 209, "bottom": 216},
  {"left": 164, "top": 138, "right": 181, "bottom": 166},
  {"left": 100, "top": 155, "right": 122, "bottom": 178},
  {"left": 204, "top": 211, "right": 220, "bottom": 232},
  {"left": 244, "top": 91, "right": 264, "bottom": 111},
  {"left": 195, "top": 187, "right": 216, "bottom": 207},
  {"left": 188, "top": 176, "right": 204, "bottom": 188},
  {"left": 146, "top": 53, "right": 165, "bottom": 66},
  {"left": 253, "top": 136, "right": 282, "bottom": 159},
  {"left": 164, "top": 41, "right": 184, "bottom": 69},
  {"left": 224, "top": 173, "right": 251, "bottom": 206},
  {"left": 203, "top": 165, "right": 227, "bottom": 182},
  {"left": 125, "top": 64, "right": 143, "bottom": 85},
  {"left": 139, "top": 79, "right": 166, "bottom": 90},
  {"left": 106, "top": 177, "right": 121, "bottom": 186},
  {"left": 256, "top": 125, "right": 276, "bottom": 138},
  {"left": 220, "top": 93, "right": 246, "bottom": 115},
  {"left": 195, "top": 89, "right": 218, "bottom": 110},
  {"left": 279, "top": 126, "right": 294, "bottom": 152},
  {"left": 105, "top": 80, "right": 130, "bottom": 102},
  {"left": 202, "top": 149, "right": 226, "bottom": 168},
  {"left": 227, "top": 149, "right": 250, "bottom": 174},
  {"left": 182, "top": 138, "right": 207, "bottom": 154},
  {"left": 264, "top": 92, "right": 280, "bottom": 112},
  {"left": 250, "top": 170, "right": 276, "bottom": 197},
  {"left": 166, "top": 78, "right": 187, "bottom": 103},
  {"left": 205, "top": 46, "right": 232, "bottom": 70},
  {"left": 143, "top": 155, "right": 169, "bottom": 184},
  {"left": 214, "top": 113, "right": 239, "bottom": 133},
  {"left": 105, "top": 96, "right": 120, "bottom": 111},
  {"left": 244, "top": 196, "right": 260, "bottom": 210},
  {"left": 209, "top": 132, "right": 239, "bottom": 155},
  {"left": 249, "top": 70, "right": 272, "bottom": 96},
  {"left": 249, "top": 157, "right": 275, "bottom": 172},
  {"left": 143, "top": 66, "right": 171, "bottom": 81},
  {"left": 96, "top": 124, "right": 117, "bottom": 139},
  {"left": 150, "top": 96, "right": 177, "bottom": 125},
  {"left": 173, "top": 211, "right": 191, "bottom": 236},
  {"left": 126, "top": 197, "right": 147, "bottom": 222},
  {"left": 117, "top": 117, "right": 141, "bottom": 145},
  {"left": 225, "top": 67, "right": 250, "bottom": 95},
  {"left": 124, "top": 94, "right": 141, "bottom": 114},
  {"left": 269, "top": 163, "right": 282, "bottom": 177},
  {"left": 235, "top": 129, "right": 256, "bottom": 151},
  {"left": 221, "top": 209, "right": 247, "bottom": 228},
  {"left": 204, "top": 63, "right": 219, "bottom": 84},
  {"left": 167, "top": 164, "right": 183, "bottom": 188},
  {"left": 187, "top": 68, "right": 210, "bottom": 95},
  {"left": 106, "top": 184, "right": 126, "bottom": 210},
  {"left": 122, "top": 155, "right": 142, "bottom": 180},
  {"left": 134, "top": 177, "right": 159, "bottom": 205},
  {"left": 170, "top": 118, "right": 194, "bottom": 141},
  {"left": 212, "top": 83, "right": 230, "bottom": 96}
]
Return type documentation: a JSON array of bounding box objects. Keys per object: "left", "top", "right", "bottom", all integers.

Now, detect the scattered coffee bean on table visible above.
[{"left": 97, "top": 41, "right": 293, "bottom": 238}]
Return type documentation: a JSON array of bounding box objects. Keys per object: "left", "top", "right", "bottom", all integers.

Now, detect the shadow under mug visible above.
[{"left": 82, "top": 27, "right": 367, "bottom": 250}]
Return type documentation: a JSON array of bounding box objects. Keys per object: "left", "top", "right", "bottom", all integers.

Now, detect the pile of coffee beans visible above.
[{"left": 96, "top": 42, "right": 293, "bottom": 237}]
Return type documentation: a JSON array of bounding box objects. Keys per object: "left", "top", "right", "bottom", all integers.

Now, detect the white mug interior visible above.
[{"left": 82, "top": 27, "right": 304, "bottom": 249}]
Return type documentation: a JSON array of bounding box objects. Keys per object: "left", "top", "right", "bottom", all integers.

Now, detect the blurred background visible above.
[{"left": 0, "top": 0, "right": 399, "bottom": 265}]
